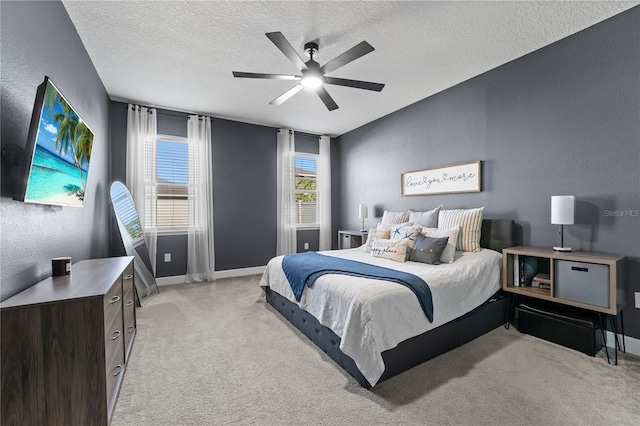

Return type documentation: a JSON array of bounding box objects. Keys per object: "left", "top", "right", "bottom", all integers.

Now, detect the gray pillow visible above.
[
  {"left": 409, "top": 234, "right": 449, "bottom": 265},
  {"left": 408, "top": 205, "right": 442, "bottom": 228}
]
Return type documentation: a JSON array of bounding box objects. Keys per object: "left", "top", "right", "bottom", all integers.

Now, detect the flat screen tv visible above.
[{"left": 17, "top": 76, "right": 94, "bottom": 207}]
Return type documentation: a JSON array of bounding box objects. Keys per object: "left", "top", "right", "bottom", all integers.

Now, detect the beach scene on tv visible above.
[{"left": 24, "top": 80, "right": 94, "bottom": 206}]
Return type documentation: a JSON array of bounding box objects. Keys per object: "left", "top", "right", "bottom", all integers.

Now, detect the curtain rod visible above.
[{"left": 126, "top": 102, "right": 211, "bottom": 120}]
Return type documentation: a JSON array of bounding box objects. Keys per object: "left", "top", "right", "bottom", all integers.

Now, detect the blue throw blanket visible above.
[{"left": 281, "top": 251, "right": 433, "bottom": 322}]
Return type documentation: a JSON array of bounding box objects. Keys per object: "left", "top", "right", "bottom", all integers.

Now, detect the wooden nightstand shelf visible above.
[
  {"left": 502, "top": 246, "right": 627, "bottom": 363},
  {"left": 338, "top": 230, "right": 368, "bottom": 249}
]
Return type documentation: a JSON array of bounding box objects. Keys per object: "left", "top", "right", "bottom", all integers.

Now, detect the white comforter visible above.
[{"left": 259, "top": 247, "right": 502, "bottom": 386}]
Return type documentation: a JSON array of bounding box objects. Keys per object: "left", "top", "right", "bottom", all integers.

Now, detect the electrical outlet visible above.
[
  {"left": 304, "top": 242, "right": 309, "bottom": 250},
  {"left": 164, "top": 253, "right": 171, "bottom": 262},
  {"left": 635, "top": 292, "right": 640, "bottom": 309}
]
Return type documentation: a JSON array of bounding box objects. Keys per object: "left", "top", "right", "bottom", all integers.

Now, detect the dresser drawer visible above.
[
  {"left": 105, "top": 305, "right": 124, "bottom": 365},
  {"left": 123, "top": 275, "right": 135, "bottom": 310},
  {"left": 122, "top": 264, "right": 134, "bottom": 294},
  {"left": 106, "top": 336, "right": 125, "bottom": 420},
  {"left": 123, "top": 295, "right": 136, "bottom": 361},
  {"left": 104, "top": 278, "right": 123, "bottom": 324}
]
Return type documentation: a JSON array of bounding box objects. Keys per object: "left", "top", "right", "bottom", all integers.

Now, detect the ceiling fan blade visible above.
[
  {"left": 233, "top": 71, "right": 301, "bottom": 80},
  {"left": 270, "top": 85, "right": 304, "bottom": 106},
  {"left": 319, "top": 41, "right": 374, "bottom": 75},
  {"left": 266, "top": 32, "right": 307, "bottom": 71},
  {"left": 316, "top": 86, "right": 339, "bottom": 111},
  {"left": 323, "top": 76, "right": 385, "bottom": 92}
]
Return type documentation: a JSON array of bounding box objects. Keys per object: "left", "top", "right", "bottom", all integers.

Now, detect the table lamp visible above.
[
  {"left": 551, "top": 195, "right": 574, "bottom": 252},
  {"left": 358, "top": 203, "right": 368, "bottom": 231}
]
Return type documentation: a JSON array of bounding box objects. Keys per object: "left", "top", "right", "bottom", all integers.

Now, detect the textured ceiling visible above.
[{"left": 62, "top": 1, "right": 637, "bottom": 137}]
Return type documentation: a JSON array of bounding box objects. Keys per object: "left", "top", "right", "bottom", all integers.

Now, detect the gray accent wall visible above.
[
  {"left": 337, "top": 8, "right": 640, "bottom": 338},
  {"left": 109, "top": 101, "right": 129, "bottom": 258},
  {"left": 0, "top": 0, "right": 111, "bottom": 300},
  {"left": 211, "top": 118, "right": 277, "bottom": 270}
]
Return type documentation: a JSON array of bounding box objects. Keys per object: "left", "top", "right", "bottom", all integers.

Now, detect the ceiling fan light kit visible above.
[
  {"left": 232, "top": 32, "right": 385, "bottom": 111},
  {"left": 300, "top": 73, "right": 323, "bottom": 89}
]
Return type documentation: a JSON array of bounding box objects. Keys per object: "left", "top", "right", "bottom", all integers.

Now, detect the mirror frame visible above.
[{"left": 110, "top": 181, "right": 159, "bottom": 305}]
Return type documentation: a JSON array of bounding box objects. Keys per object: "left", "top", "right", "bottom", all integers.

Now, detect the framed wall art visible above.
[{"left": 401, "top": 161, "right": 481, "bottom": 196}]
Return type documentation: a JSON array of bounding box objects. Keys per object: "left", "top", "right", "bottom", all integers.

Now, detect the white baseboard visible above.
[
  {"left": 156, "top": 275, "right": 186, "bottom": 286},
  {"left": 606, "top": 331, "right": 640, "bottom": 357},
  {"left": 214, "top": 266, "right": 265, "bottom": 280},
  {"left": 155, "top": 266, "right": 265, "bottom": 286}
]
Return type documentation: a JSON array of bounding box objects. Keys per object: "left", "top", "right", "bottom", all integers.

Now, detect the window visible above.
[
  {"left": 147, "top": 135, "right": 191, "bottom": 232},
  {"left": 294, "top": 154, "right": 318, "bottom": 227}
]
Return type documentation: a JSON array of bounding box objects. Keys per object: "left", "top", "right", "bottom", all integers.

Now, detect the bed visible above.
[{"left": 260, "top": 219, "right": 514, "bottom": 388}]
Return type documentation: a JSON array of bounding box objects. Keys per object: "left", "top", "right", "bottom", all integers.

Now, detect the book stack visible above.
[{"left": 532, "top": 273, "right": 551, "bottom": 290}]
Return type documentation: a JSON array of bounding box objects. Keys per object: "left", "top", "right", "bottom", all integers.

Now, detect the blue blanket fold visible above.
[{"left": 281, "top": 251, "right": 433, "bottom": 322}]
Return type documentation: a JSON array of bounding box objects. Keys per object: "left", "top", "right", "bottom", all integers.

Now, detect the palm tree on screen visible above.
[
  {"left": 49, "top": 86, "right": 93, "bottom": 199},
  {"left": 53, "top": 103, "right": 91, "bottom": 198}
]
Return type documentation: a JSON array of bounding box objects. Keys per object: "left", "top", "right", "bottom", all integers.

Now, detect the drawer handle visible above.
[
  {"left": 126, "top": 300, "right": 134, "bottom": 307},
  {"left": 109, "top": 295, "right": 121, "bottom": 304},
  {"left": 113, "top": 364, "right": 123, "bottom": 377},
  {"left": 127, "top": 326, "right": 135, "bottom": 333},
  {"left": 111, "top": 330, "right": 121, "bottom": 340},
  {"left": 571, "top": 266, "right": 589, "bottom": 272},
  {"left": 124, "top": 274, "right": 134, "bottom": 280},
  {"left": 344, "top": 235, "right": 350, "bottom": 238}
]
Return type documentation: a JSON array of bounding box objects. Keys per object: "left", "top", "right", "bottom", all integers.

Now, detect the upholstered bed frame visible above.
[{"left": 264, "top": 219, "right": 515, "bottom": 388}]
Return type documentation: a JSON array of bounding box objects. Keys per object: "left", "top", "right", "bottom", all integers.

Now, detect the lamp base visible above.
[{"left": 553, "top": 246, "right": 572, "bottom": 252}]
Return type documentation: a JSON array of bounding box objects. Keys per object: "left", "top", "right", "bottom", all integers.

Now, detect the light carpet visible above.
[{"left": 112, "top": 275, "right": 640, "bottom": 426}]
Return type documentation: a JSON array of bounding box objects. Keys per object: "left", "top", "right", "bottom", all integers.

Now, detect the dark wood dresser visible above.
[{"left": 1, "top": 257, "right": 137, "bottom": 426}]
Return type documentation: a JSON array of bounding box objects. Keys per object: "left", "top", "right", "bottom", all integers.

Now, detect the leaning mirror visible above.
[{"left": 110, "top": 181, "right": 159, "bottom": 305}]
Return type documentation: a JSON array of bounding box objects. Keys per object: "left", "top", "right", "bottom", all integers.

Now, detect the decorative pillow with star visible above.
[
  {"left": 388, "top": 223, "right": 422, "bottom": 258},
  {"left": 409, "top": 235, "right": 449, "bottom": 265}
]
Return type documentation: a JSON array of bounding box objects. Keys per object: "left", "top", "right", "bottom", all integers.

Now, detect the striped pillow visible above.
[
  {"left": 438, "top": 208, "right": 485, "bottom": 252},
  {"left": 379, "top": 211, "right": 409, "bottom": 228}
]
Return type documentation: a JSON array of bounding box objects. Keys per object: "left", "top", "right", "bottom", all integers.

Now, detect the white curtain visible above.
[
  {"left": 126, "top": 104, "right": 158, "bottom": 275},
  {"left": 186, "top": 115, "right": 215, "bottom": 282},
  {"left": 318, "top": 136, "right": 332, "bottom": 250},
  {"left": 276, "top": 128, "right": 297, "bottom": 255}
]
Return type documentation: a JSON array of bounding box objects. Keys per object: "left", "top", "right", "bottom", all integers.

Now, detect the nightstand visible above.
[
  {"left": 338, "top": 230, "right": 368, "bottom": 249},
  {"left": 502, "top": 246, "right": 627, "bottom": 364}
]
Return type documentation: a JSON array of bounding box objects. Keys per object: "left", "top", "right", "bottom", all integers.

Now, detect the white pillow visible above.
[
  {"left": 408, "top": 205, "right": 442, "bottom": 228},
  {"left": 438, "top": 208, "right": 485, "bottom": 252},
  {"left": 422, "top": 226, "right": 460, "bottom": 263},
  {"left": 379, "top": 211, "right": 409, "bottom": 228},
  {"left": 370, "top": 239, "right": 410, "bottom": 263}
]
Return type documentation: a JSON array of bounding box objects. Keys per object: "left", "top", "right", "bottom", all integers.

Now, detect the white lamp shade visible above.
[
  {"left": 358, "top": 203, "right": 368, "bottom": 219},
  {"left": 551, "top": 196, "right": 575, "bottom": 225}
]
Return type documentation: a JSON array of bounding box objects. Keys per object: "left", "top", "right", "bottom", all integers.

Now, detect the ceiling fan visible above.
[{"left": 232, "top": 32, "right": 385, "bottom": 111}]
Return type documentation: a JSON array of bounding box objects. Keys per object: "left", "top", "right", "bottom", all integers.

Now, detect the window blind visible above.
[
  {"left": 294, "top": 155, "right": 318, "bottom": 226},
  {"left": 149, "top": 139, "right": 191, "bottom": 230}
]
